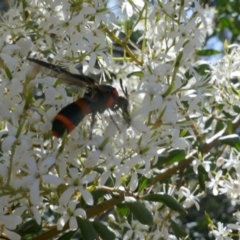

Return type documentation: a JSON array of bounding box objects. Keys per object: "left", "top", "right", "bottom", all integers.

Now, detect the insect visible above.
[{"left": 27, "top": 58, "right": 131, "bottom": 138}]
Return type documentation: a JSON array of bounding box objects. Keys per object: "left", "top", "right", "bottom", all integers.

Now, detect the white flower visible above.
[
  {"left": 210, "top": 222, "right": 232, "bottom": 240},
  {"left": 178, "top": 186, "right": 200, "bottom": 210},
  {"left": 15, "top": 37, "right": 33, "bottom": 56},
  {"left": 59, "top": 168, "right": 96, "bottom": 206},
  {"left": 0, "top": 196, "right": 22, "bottom": 240},
  {"left": 192, "top": 157, "right": 211, "bottom": 174},
  {"left": 19, "top": 156, "right": 63, "bottom": 205},
  {"left": 122, "top": 1, "right": 133, "bottom": 17},
  {"left": 228, "top": 211, "right": 240, "bottom": 231},
  {"left": 122, "top": 220, "right": 149, "bottom": 240},
  {"left": 54, "top": 200, "right": 86, "bottom": 231},
  {"left": 207, "top": 170, "right": 224, "bottom": 196}
]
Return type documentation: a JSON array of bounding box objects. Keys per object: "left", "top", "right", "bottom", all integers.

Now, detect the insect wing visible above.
[{"left": 27, "top": 58, "right": 96, "bottom": 89}]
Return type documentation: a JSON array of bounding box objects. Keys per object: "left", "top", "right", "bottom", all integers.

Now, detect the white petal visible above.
[
  {"left": 99, "top": 171, "right": 111, "bottom": 186},
  {"left": 4, "top": 229, "right": 21, "bottom": 240},
  {"left": 85, "top": 150, "right": 100, "bottom": 168},
  {"left": 80, "top": 189, "right": 93, "bottom": 206},
  {"left": 13, "top": 206, "right": 27, "bottom": 216},
  {"left": 135, "top": 230, "right": 145, "bottom": 239},
  {"left": 39, "top": 122, "right": 52, "bottom": 132},
  {"left": 81, "top": 172, "right": 97, "bottom": 184},
  {"left": 124, "top": 155, "right": 141, "bottom": 168},
  {"left": 80, "top": 6, "right": 95, "bottom": 15},
  {"left": 53, "top": 205, "right": 66, "bottom": 214},
  {"left": 69, "top": 167, "right": 79, "bottom": 178},
  {"left": 2, "top": 44, "right": 20, "bottom": 51},
  {"left": 74, "top": 208, "right": 86, "bottom": 218},
  {"left": 31, "top": 206, "right": 41, "bottom": 225},
  {"left": 0, "top": 215, "right": 22, "bottom": 227},
  {"left": 19, "top": 139, "right": 31, "bottom": 151},
  {"left": 40, "top": 156, "right": 56, "bottom": 173},
  {"left": 2, "top": 136, "right": 16, "bottom": 153},
  {"left": 0, "top": 102, "right": 11, "bottom": 119},
  {"left": 57, "top": 215, "right": 69, "bottom": 230},
  {"left": 122, "top": 2, "right": 133, "bottom": 17},
  {"left": 89, "top": 52, "right": 96, "bottom": 72},
  {"left": 26, "top": 157, "right": 38, "bottom": 173},
  {"left": 69, "top": 216, "right": 78, "bottom": 231},
  {"left": 42, "top": 174, "right": 63, "bottom": 185},
  {"left": 113, "top": 172, "right": 122, "bottom": 188},
  {"left": 45, "top": 87, "right": 56, "bottom": 101},
  {"left": 16, "top": 175, "right": 34, "bottom": 188},
  {"left": 68, "top": 200, "right": 78, "bottom": 211},
  {"left": 59, "top": 187, "right": 75, "bottom": 205},
  {"left": 123, "top": 229, "right": 133, "bottom": 240},
  {"left": 16, "top": 37, "right": 32, "bottom": 56},
  {"left": 30, "top": 179, "right": 40, "bottom": 205},
  {"left": 129, "top": 172, "right": 138, "bottom": 192},
  {"left": 0, "top": 163, "right": 8, "bottom": 177},
  {"left": 131, "top": 120, "right": 149, "bottom": 134}
]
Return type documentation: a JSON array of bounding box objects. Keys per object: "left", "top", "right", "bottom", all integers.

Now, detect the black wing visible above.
[{"left": 27, "top": 58, "right": 97, "bottom": 90}]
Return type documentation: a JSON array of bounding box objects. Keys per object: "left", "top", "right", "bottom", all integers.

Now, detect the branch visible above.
[{"left": 152, "top": 114, "right": 240, "bottom": 185}]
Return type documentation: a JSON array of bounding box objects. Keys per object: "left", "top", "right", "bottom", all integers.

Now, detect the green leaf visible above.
[
  {"left": 175, "top": 50, "right": 183, "bottom": 68},
  {"left": 141, "top": 194, "right": 187, "bottom": 216},
  {"left": 126, "top": 201, "right": 153, "bottom": 225},
  {"left": 170, "top": 220, "right": 187, "bottom": 238},
  {"left": 205, "top": 211, "right": 213, "bottom": 225},
  {"left": 91, "top": 189, "right": 108, "bottom": 204},
  {"left": 204, "top": 116, "right": 213, "bottom": 129},
  {"left": 138, "top": 176, "right": 151, "bottom": 193},
  {"left": 77, "top": 218, "right": 98, "bottom": 240},
  {"left": 58, "top": 230, "right": 77, "bottom": 240},
  {"left": 198, "top": 165, "right": 207, "bottom": 191},
  {"left": 184, "top": 64, "right": 210, "bottom": 79},
  {"left": 227, "top": 120, "right": 233, "bottom": 134},
  {"left": 162, "top": 84, "right": 174, "bottom": 98},
  {"left": 196, "top": 49, "right": 222, "bottom": 56},
  {"left": 127, "top": 71, "right": 144, "bottom": 78},
  {"left": 214, "top": 120, "right": 224, "bottom": 133},
  {"left": 155, "top": 149, "right": 186, "bottom": 167},
  {"left": 219, "top": 134, "right": 240, "bottom": 151},
  {"left": 116, "top": 203, "right": 129, "bottom": 217},
  {"left": 92, "top": 221, "right": 116, "bottom": 240},
  {"left": 4, "top": 64, "right": 12, "bottom": 80},
  {"left": 233, "top": 105, "right": 240, "bottom": 113},
  {"left": 16, "top": 219, "right": 41, "bottom": 236}
]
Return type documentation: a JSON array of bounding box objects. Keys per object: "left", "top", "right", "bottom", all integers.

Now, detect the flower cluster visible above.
[{"left": 0, "top": 0, "right": 239, "bottom": 239}]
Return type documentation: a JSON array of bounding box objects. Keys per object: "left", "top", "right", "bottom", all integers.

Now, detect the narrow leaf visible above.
[
  {"left": 138, "top": 176, "right": 151, "bottom": 193},
  {"left": 117, "top": 203, "right": 129, "bottom": 217},
  {"left": 204, "top": 116, "right": 213, "bottom": 129},
  {"left": 16, "top": 219, "right": 41, "bottom": 236},
  {"left": 92, "top": 221, "right": 116, "bottom": 240},
  {"left": 219, "top": 134, "right": 240, "bottom": 151},
  {"left": 233, "top": 105, "right": 240, "bottom": 114},
  {"left": 77, "top": 218, "right": 98, "bottom": 240},
  {"left": 58, "top": 230, "right": 77, "bottom": 240},
  {"left": 126, "top": 201, "right": 153, "bottom": 225},
  {"left": 155, "top": 149, "right": 186, "bottom": 167},
  {"left": 127, "top": 71, "right": 144, "bottom": 78},
  {"left": 170, "top": 220, "right": 187, "bottom": 237},
  {"left": 198, "top": 165, "right": 207, "bottom": 191},
  {"left": 141, "top": 194, "right": 187, "bottom": 215},
  {"left": 196, "top": 49, "right": 221, "bottom": 56}
]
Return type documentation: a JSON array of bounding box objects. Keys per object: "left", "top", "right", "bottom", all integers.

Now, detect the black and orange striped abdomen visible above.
[
  {"left": 52, "top": 86, "right": 121, "bottom": 138},
  {"left": 52, "top": 98, "right": 91, "bottom": 137}
]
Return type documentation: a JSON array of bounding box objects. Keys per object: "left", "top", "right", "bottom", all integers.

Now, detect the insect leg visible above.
[
  {"left": 108, "top": 110, "right": 120, "bottom": 132},
  {"left": 89, "top": 112, "right": 96, "bottom": 140}
]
